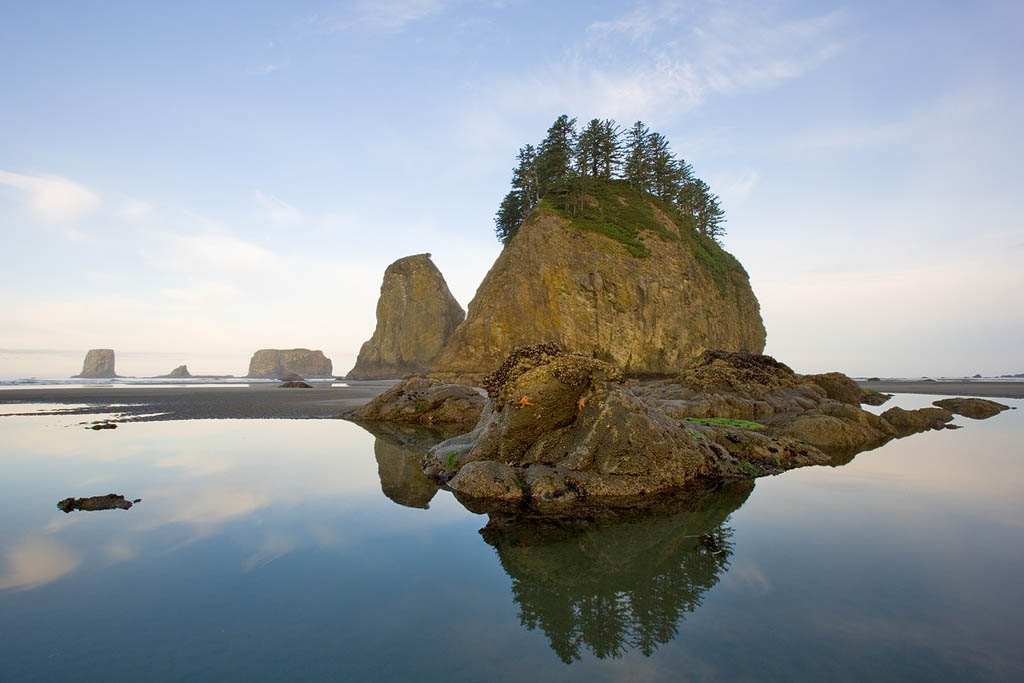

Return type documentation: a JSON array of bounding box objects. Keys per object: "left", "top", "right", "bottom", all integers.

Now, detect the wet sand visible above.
[
  {"left": 858, "top": 380, "right": 1024, "bottom": 399},
  {"left": 0, "top": 381, "right": 398, "bottom": 421}
]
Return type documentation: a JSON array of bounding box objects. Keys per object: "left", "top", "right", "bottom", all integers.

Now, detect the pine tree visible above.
[
  {"left": 623, "top": 121, "right": 652, "bottom": 191},
  {"left": 598, "top": 119, "right": 622, "bottom": 180},
  {"left": 536, "top": 114, "right": 578, "bottom": 192},
  {"left": 494, "top": 190, "right": 524, "bottom": 244}
]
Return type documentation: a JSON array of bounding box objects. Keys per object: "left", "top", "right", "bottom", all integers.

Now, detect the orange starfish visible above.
[
  {"left": 519, "top": 395, "right": 533, "bottom": 408},
  {"left": 578, "top": 396, "right": 587, "bottom": 411}
]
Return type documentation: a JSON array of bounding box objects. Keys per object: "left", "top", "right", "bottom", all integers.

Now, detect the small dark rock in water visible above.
[
  {"left": 867, "top": 377, "right": 881, "bottom": 382},
  {"left": 944, "top": 424, "right": 963, "bottom": 430},
  {"left": 280, "top": 381, "right": 313, "bottom": 388},
  {"left": 57, "top": 494, "right": 134, "bottom": 513},
  {"left": 90, "top": 422, "right": 117, "bottom": 430},
  {"left": 132, "top": 498, "right": 142, "bottom": 503}
]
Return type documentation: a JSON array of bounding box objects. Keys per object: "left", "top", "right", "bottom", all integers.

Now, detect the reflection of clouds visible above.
[
  {"left": 139, "top": 487, "right": 268, "bottom": 537},
  {"left": 0, "top": 538, "right": 81, "bottom": 591},
  {"left": 105, "top": 540, "right": 136, "bottom": 562},
  {"left": 156, "top": 449, "right": 235, "bottom": 476},
  {"left": 244, "top": 533, "right": 299, "bottom": 571},
  {"left": 721, "top": 560, "right": 773, "bottom": 596}
]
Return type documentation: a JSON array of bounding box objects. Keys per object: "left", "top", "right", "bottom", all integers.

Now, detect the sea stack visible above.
[
  {"left": 162, "top": 365, "right": 192, "bottom": 378},
  {"left": 73, "top": 349, "right": 118, "bottom": 378},
  {"left": 346, "top": 254, "right": 465, "bottom": 380},
  {"left": 246, "top": 349, "right": 333, "bottom": 378},
  {"left": 430, "top": 187, "right": 765, "bottom": 380}
]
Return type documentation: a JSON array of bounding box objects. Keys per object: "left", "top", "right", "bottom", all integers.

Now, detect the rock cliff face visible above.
[
  {"left": 347, "top": 254, "right": 464, "bottom": 379},
  {"left": 431, "top": 199, "right": 765, "bottom": 380},
  {"left": 246, "top": 349, "right": 332, "bottom": 378},
  {"left": 73, "top": 349, "right": 117, "bottom": 378}
]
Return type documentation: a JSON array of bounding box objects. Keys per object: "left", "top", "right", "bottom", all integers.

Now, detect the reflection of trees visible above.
[
  {"left": 480, "top": 481, "right": 753, "bottom": 663},
  {"left": 359, "top": 423, "right": 463, "bottom": 509}
]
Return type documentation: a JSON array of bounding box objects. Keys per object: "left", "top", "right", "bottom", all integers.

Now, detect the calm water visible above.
[{"left": 0, "top": 395, "right": 1022, "bottom": 681}]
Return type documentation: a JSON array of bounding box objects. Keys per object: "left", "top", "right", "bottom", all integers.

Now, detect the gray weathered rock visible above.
[
  {"left": 73, "top": 349, "right": 117, "bottom": 378},
  {"left": 247, "top": 349, "right": 332, "bottom": 378},
  {"left": 162, "top": 365, "right": 192, "bottom": 378},
  {"left": 347, "top": 254, "right": 464, "bottom": 379}
]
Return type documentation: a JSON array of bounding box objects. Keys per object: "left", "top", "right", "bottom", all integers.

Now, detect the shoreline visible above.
[
  {"left": 857, "top": 380, "right": 1024, "bottom": 399},
  {"left": 0, "top": 382, "right": 398, "bottom": 421}
]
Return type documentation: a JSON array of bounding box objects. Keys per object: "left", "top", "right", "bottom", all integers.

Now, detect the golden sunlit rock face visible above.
[
  {"left": 347, "top": 254, "right": 465, "bottom": 380},
  {"left": 431, "top": 203, "right": 765, "bottom": 382}
]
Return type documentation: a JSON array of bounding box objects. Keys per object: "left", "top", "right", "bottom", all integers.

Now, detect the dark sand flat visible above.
[
  {"left": 0, "top": 381, "right": 398, "bottom": 421},
  {"left": 858, "top": 380, "right": 1024, "bottom": 399}
]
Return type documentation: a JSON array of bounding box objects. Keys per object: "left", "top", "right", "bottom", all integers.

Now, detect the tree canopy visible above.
[{"left": 495, "top": 115, "right": 726, "bottom": 246}]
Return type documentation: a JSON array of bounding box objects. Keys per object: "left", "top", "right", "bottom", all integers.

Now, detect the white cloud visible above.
[
  {"left": 0, "top": 169, "right": 100, "bottom": 223},
  {"left": 120, "top": 198, "right": 152, "bottom": 221},
  {"left": 707, "top": 169, "right": 760, "bottom": 205}
]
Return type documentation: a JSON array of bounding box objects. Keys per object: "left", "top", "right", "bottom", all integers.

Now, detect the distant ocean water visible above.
[{"left": 0, "top": 349, "right": 357, "bottom": 383}]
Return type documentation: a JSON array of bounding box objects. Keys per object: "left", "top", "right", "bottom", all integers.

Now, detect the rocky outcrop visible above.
[
  {"left": 421, "top": 346, "right": 992, "bottom": 511},
  {"left": 344, "top": 377, "right": 484, "bottom": 425},
  {"left": 430, "top": 196, "right": 765, "bottom": 381},
  {"left": 73, "top": 349, "right": 117, "bottom": 378},
  {"left": 280, "top": 381, "right": 312, "bottom": 388},
  {"left": 347, "top": 254, "right": 464, "bottom": 379},
  {"left": 932, "top": 397, "right": 1009, "bottom": 419},
  {"left": 246, "top": 349, "right": 332, "bottom": 378},
  {"left": 161, "top": 365, "right": 191, "bottom": 378},
  {"left": 423, "top": 345, "right": 830, "bottom": 510}
]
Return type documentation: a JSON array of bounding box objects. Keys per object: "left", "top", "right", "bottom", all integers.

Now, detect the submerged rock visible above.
[
  {"left": 880, "top": 406, "right": 955, "bottom": 436},
  {"left": 430, "top": 192, "right": 766, "bottom": 380},
  {"left": 932, "top": 397, "right": 1009, "bottom": 419},
  {"left": 247, "top": 349, "right": 332, "bottom": 378},
  {"left": 57, "top": 494, "right": 134, "bottom": 513},
  {"left": 344, "top": 376, "right": 484, "bottom": 425},
  {"left": 347, "top": 254, "right": 465, "bottom": 380},
  {"left": 73, "top": 349, "right": 118, "bottom": 378}
]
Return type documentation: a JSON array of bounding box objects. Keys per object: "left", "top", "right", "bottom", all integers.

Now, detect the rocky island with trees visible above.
[{"left": 342, "top": 114, "right": 1011, "bottom": 516}]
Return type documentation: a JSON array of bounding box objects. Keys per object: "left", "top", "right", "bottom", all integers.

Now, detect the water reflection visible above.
[
  {"left": 362, "top": 423, "right": 465, "bottom": 509},
  {"left": 480, "top": 481, "right": 753, "bottom": 663}
]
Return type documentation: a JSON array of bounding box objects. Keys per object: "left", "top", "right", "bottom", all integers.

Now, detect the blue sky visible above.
[{"left": 1, "top": 0, "right": 1021, "bottom": 377}]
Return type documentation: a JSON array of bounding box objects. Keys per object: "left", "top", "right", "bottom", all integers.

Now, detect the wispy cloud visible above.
[
  {"left": 313, "top": 0, "right": 450, "bottom": 33},
  {"left": 0, "top": 169, "right": 100, "bottom": 223}
]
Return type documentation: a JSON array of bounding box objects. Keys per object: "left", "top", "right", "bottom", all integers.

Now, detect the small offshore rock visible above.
[
  {"left": 932, "top": 397, "right": 1009, "bottom": 420},
  {"left": 57, "top": 494, "right": 134, "bottom": 513},
  {"left": 90, "top": 422, "right": 118, "bottom": 430},
  {"left": 280, "top": 381, "right": 313, "bottom": 388}
]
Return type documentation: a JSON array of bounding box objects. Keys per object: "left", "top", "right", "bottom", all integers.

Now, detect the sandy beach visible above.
[
  {"left": 0, "top": 381, "right": 398, "bottom": 421},
  {"left": 857, "top": 380, "right": 1024, "bottom": 399}
]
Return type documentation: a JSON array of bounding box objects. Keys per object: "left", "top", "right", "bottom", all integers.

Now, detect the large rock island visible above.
[
  {"left": 347, "top": 254, "right": 464, "bottom": 379},
  {"left": 246, "top": 349, "right": 332, "bottom": 378},
  {"left": 73, "top": 349, "right": 118, "bottom": 378},
  {"left": 431, "top": 184, "right": 765, "bottom": 381}
]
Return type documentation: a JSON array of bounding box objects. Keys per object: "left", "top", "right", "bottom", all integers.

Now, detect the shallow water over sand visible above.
[{"left": 0, "top": 395, "right": 1022, "bottom": 681}]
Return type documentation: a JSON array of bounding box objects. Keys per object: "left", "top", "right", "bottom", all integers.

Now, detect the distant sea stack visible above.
[
  {"left": 161, "top": 365, "right": 192, "bottom": 378},
  {"left": 346, "top": 254, "right": 465, "bottom": 380},
  {"left": 246, "top": 349, "right": 332, "bottom": 378},
  {"left": 430, "top": 188, "right": 765, "bottom": 380},
  {"left": 73, "top": 349, "right": 118, "bottom": 378}
]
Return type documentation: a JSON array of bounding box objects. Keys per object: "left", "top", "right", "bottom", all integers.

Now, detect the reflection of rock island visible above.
[
  {"left": 481, "top": 481, "right": 752, "bottom": 662},
  {"left": 362, "top": 423, "right": 462, "bottom": 509}
]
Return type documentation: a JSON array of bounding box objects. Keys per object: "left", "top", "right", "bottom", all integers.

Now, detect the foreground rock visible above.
[
  {"left": 73, "top": 349, "right": 118, "bottom": 378},
  {"left": 430, "top": 189, "right": 766, "bottom": 382},
  {"left": 247, "top": 349, "right": 332, "bottom": 378},
  {"left": 932, "top": 397, "right": 1009, "bottom": 419},
  {"left": 422, "top": 346, "right": 991, "bottom": 511},
  {"left": 347, "top": 254, "right": 465, "bottom": 380},
  {"left": 344, "top": 377, "right": 484, "bottom": 425},
  {"left": 280, "top": 381, "right": 312, "bottom": 388},
  {"left": 424, "top": 345, "right": 831, "bottom": 510},
  {"left": 57, "top": 494, "right": 136, "bottom": 513}
]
